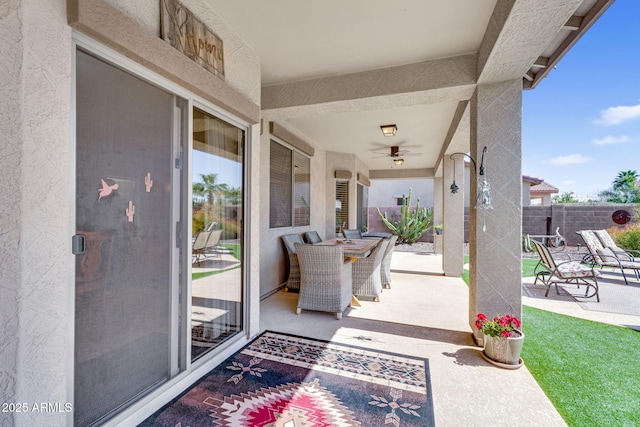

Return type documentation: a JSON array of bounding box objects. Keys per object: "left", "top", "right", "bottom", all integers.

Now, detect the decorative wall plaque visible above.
[
  {"left": 160, "top": 0, "right": 225, "bottom": 79},
  {"left": 612, "top": 209, "right": 631, "bottom": 225}
]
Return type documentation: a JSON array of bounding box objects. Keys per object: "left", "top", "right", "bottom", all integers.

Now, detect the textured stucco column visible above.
[
  {"left": 442, "top": 156, "right": 464, "bottom": 276},
  {"left": 469, "top": 80, "right": 523, "bottom": 342},
  {"left": 0, "top": 1, "right": 73, "bottom": 426},
  {"left": 432, "top": 177, "right": 443, "bottom": 254}
]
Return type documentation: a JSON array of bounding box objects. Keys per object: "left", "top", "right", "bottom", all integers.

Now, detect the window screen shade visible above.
[
  {"left": 270, "top": 140, "right": 292, "bottom": 228},
  {"left": 335, "top": 181, "right": 349, "bottom": 235}
]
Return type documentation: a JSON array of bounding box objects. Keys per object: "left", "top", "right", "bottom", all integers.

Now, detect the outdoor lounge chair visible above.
[
  {"left": 192, "top": 229, "right": 223, "bottom": 265},
  {"left": 577, "top": 230, "right": 640, "bottom": 286},
  {"left": 351, "top": 238, "right": 388, "bottom": 301},
  {"left": 594, "top": 229, "right": 640, "bottom": 261},
  {"left": 532, "top": 239, "right": 600, "bottom": 302},
  {"left": 281, "top": 234, "right": 305, "bottom": 291},
  {"left": 380, "top": 235, "right": 398, "bottom": 289},
  {"left": 294, "top": 243, "right": 352, "bottom": 319}
]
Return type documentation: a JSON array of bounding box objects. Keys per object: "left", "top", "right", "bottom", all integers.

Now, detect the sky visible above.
[{"left": 522, "top": 0, "right": 640, "bottom": 199}]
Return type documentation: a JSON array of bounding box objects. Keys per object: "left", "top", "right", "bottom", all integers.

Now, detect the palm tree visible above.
[
  {"left": 600, "top": 170, "right": 640, "bottom": 203},
  {"left": 614, "top": 170, "right": 638, "bottom": 191},
  {"left": 223, "top": 186, "right": 242, "bottom": 205},
  {"left": 193, "top": 173, "right": 226, "bottom": 205}
]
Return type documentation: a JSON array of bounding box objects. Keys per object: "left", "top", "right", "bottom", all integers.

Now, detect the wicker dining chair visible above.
[
  {"left": 281, "top": 234, "right": 305, "bottom": 291},
  {"left": 304, "top": 230, "right": 322, "bottom": 244},
  {"left": 380, "top": 235, "right": 398, "bottom": 289},
  {"left": 351, "top": 239, "right": 388, "bottom": 301},
  {"left": 342, "top": 229, "right": 363, "bottom": 240},
  {"left": 294, "top": 243, "right": 352, "bottom": 319}
]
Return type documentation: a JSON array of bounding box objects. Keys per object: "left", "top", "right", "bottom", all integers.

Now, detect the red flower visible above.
[{"left": 475, "top": 313, "right": 522, "bottom": 338}]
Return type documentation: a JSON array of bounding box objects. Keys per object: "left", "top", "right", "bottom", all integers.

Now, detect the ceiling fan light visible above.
[
  {"left": 393, "top": 158, "right": 404, "bottom": 166},
  {"left": 380, "top": 124, "right": 397, "bottom": 137}
]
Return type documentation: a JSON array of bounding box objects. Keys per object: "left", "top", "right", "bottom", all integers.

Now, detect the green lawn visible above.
[{"left": 522, "top": 306, "right": 640, "bottom": 426}]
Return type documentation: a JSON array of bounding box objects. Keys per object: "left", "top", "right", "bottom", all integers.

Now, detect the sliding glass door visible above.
[
  {"left": 191, "top": 107, "right": 244, "bottom": 361},
  {"left": 74, "top": 49, "right": 185, "bottom": 426},
  {"left": 74, "top": 45, "right": 247, "bottom": 426}
]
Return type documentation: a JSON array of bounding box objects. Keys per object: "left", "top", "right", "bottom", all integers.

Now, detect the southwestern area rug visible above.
[{"left": 140, "top": 331, "right": 434, "bottom": 426}]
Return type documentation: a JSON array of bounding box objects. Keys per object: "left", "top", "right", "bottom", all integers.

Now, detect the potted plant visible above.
[
  {"left": 475, "top": 313, "right": 524, "bottom": 368},
  {"left": 434, "top": 224, "right": 443, "bottom": 235}
]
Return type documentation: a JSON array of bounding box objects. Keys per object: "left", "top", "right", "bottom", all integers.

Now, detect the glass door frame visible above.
[
  {"left": 188, "top": 101, "right": 249, "bottom": 363},
  {"left": 71, "top": 32, "right": 252, "bottom": 426}
]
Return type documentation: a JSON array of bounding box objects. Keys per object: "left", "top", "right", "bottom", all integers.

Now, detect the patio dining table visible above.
[{"left": 316, "top": 238, "right": 380, "bottom": 259}]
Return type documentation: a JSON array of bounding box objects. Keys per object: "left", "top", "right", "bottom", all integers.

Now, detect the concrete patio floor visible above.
[{"left": 260, "top": 251, "right": 568, "bottom": 427}]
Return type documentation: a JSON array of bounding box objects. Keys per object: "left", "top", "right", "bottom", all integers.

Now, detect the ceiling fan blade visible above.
[{"left": 395, "top": 149, "right": 422, "bottom": 156}]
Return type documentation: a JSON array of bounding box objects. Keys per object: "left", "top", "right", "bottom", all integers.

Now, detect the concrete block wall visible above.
[{"left": 369, "top": 204, "right": 637, "bottom": 246}]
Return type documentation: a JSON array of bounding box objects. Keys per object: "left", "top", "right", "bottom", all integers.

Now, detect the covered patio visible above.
[
  {"left": 3, "top": 1, "right": 621, "bottom": 425},
  {"left": 260, "top": 248, "right": 640, "bottom": 426}
]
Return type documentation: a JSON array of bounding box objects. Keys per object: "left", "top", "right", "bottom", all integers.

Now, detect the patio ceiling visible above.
[{"left": 206, "top": 0, "right": 613, "bottom": 176}]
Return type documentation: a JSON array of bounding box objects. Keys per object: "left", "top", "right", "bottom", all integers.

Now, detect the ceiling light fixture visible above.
[
  {"left": 393, "top": 158, "right": 404, "bottom": 166},
  {"left": 380, "top": 124, "right": 397, "bottom": 137}
]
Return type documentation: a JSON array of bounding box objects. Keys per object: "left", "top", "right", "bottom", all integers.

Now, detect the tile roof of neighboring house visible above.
[
  {"left": 531, "top": 181, "right": 559, "bottom": 194},
  {"left": 522, "top": 175, "right": 544, "bottom": 185}
]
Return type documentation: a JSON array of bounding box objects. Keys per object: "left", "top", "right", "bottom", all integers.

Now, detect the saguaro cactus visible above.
[{"left": 376, "top": 188, "right": 433, "bottom": 244}]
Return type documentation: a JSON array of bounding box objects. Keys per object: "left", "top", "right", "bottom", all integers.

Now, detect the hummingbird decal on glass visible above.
[{"left": 98, "top": 178, "right": 119, "bottom": 201}]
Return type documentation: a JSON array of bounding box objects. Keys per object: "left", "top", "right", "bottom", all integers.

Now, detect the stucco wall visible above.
[
  {"left": 368, "top": 178, "right": 433, "bottom": 208},
  {"left": 104, "top": 0, "right": 261, "bottom": 105},
  {"left": 259, "top": 120, "right": 327, "bottom": 297},
  {"left": 0, "top": 1, "right": 72, "bottom": 425},
  {"left": 1, "top": 0, "right": 261, "bottom": 425}
]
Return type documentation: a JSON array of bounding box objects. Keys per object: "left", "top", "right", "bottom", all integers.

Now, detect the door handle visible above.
[{"left": 72, "top": 234, "right": 86, "bottom": 255}]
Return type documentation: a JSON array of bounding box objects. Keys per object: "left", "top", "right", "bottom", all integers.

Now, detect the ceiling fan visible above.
[{"left": 372, "top": 146, "right": 423, "bottom": 159}]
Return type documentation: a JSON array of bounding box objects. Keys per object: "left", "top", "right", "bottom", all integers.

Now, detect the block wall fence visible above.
[{"left": 368, "top": 204, "right": 637, "bottom": 245}]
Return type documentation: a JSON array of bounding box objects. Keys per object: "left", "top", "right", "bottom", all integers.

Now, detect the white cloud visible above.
[
  {"left": 592, "top": 135, "right": 631, "bottom": 145},
  {"left": 548, "top": 154, "right": 592, "bottom": 166},
  {"left": 597, "top": 102, "right": 640, "bottom": 125},
  {"left": 563, "top": 180, "right": 576, "bottom": 185}
]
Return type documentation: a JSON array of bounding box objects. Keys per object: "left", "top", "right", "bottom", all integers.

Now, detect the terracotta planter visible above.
[{"left": 483, "top": 330, "right": 524, "bottom": 365}]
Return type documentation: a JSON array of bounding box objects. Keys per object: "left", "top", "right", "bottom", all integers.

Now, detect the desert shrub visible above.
[
  {"left": 376, "top": 188, "right": 433, "bottom": 244},
  {"left": 608, "top": 224, "right": 640, "bottom": 252}
]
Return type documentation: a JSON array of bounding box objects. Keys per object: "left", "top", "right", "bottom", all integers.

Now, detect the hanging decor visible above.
[
  {"left": 160, "top": 0, "right": 225, "bottom": 79},
  {"left": 448, "top": 146, "right": 492, "bottom": 231}
]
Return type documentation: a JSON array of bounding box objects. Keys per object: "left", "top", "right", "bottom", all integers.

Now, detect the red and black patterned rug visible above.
[{"left": 140, "top": 331, "right": 434, "bottom": 426}]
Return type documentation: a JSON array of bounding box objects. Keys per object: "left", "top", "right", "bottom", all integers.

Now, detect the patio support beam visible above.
[
  {"left": 468, "top": 79, "right": 523, "bottom": 343},
  {"left": 261, "top": 55, "right": 476, "bottom": 117},
  {"left": 442, "top": 156, "right": 464, "bottom": 276}
]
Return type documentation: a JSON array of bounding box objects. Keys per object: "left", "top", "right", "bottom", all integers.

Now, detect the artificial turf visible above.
[
  {"left": 463, "top": 255, "right": 640, "bottom": 425},
  {"left": 521, "top": 306, "right": 640, "bottom": 426}
]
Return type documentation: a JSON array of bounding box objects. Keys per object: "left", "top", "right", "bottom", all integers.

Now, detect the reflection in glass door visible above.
[{"left": 191, "top": 107, "right": 244, "bottom": 361}]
